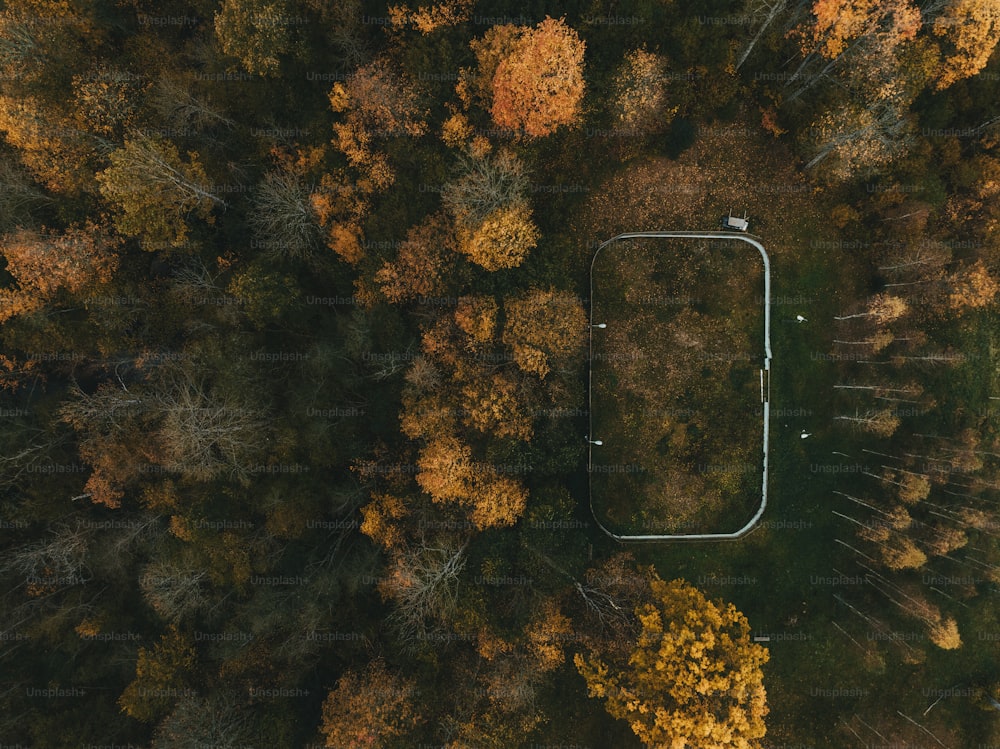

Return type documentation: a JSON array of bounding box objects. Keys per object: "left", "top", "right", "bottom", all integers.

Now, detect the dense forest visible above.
[{"left": 1, "top": 0, "right": 999, "bottom": 746}]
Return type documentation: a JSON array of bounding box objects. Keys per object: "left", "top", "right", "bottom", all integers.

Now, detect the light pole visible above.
[
  {"left": 591, "top": 323, "right": 607, "bottom": 329},
  {"left": 586, "top": 437, "right": 603, "bottom": 445}
]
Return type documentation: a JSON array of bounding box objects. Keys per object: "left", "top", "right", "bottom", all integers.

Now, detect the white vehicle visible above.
[{"left": 722, "top": 211, "right": 749, "bottom": 232}]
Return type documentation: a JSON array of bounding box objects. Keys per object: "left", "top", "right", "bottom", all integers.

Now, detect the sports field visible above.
[{"left": 590, "top": 234, "right": 769, "bottom": 538}]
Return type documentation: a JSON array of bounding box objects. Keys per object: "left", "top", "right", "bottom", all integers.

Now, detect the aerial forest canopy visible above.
[{"left": 1, "top": 0, "right": 1000, "bottom": 746}]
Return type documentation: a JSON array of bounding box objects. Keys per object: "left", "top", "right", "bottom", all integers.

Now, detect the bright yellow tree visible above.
[
  {"left": 575, "top": 574, "right": 769, "bottom": 748},
  {"left": 456, "top": 202, "right": 539, "bottom": 271},
  {"left": 932, "top": 0, "right": 1000, "bottom": 89}
]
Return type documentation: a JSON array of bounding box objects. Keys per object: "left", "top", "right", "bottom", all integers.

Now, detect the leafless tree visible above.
[
  {"left": 379, "top": 539, "right": 468, "bottom": 646},
  {"left": 139, "top": 559, "right": 209, "bottom": 623},
  {"left": 58, "top": 380, "right": 145, "bottom": 434},
  {"left": 2, "top": 523, "right": 91, "bottom": 589},
  {"left": 442, "top": 149, "right": 529, "bottom": 229},
  {"left": 735, "top": 0, "right": 789, "bottom": 70},
  {"left": 0, "top": 157, "right": 52, "bottom": 230},
  {"left": 153, "top": 364, "right": 271, "bottom": 483},
  {"left": 152, "top": 691, "right": 257, "bottom": 749},
  {"left": 249, "top": 167, "right": 321, "bottom": 260},
  {"left": 151, "top": 74, "right": 235, "bottom": 132},
  {"left": 834, "top": 408, "right": 901, "bottom": 437}
]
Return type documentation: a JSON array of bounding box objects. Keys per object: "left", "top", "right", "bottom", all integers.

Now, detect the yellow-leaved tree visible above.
[
  {"left": 97, "top": 134, "right": 224, "bottom": 249},
  {"left": 932, "top": 0, "right": 1000, "bottom": 90},
  {"left": 575, "top": 573, "right": 769, "bottom": 748}
]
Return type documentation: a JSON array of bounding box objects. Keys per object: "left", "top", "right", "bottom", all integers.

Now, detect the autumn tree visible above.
[
  {"left": 57, "top": 378, "right": 154, "bottom": 508},
  {"left": 329, "top": 57, "right": 428, "bottom": 190},
  {"left": 458, "top": 369, "right": 533, "bottom": 440},
  {"left": 0, "top": 95, "right": 96, "bottom": 193},
  {"left": 502, "top": 289, "right": 587, "bottom": 379},
  {"left": 97, "top": 134, "right": 225, "bottom": 249},
  {"left": 414, "top": 432, "right": 528, "bottom": 530},
  {"left": 575, "top": 573, "right": 769, "bottom": 748},
  {"left": 946, "top": 259, "right": 999, "bottom": 312},
  {"left": 214, "top": 0, "right": 299, "bottom": 76},
  {"left": 439, "top": 148, "right": 539, "bottom": 270},
  {"left": 466, "top": 470, "right": 529, "bottom": 529},
  {"left": 320, "top": 659, "right": 421, "bottom": 748},
  {"left": 611, "top": 48, "right": 676, "bottom": 135},
  {"left": 788, "top": 0, "right": 927, "bottom": 180},
  {"left": 835, "top": 293, "right": 909, "bottom": 322},
  {"left": 445, "top": 601, "right": 574, "bottom": 746},
  {"left": 360, "top": 493, "right": 410, "bottom": 550},
  {"left": 932, "top": 0, "right": 1000, "bottom": 89},
  {"left": 461, "top": 17, "right": 586, "bottom": 137},
  {"left": 456, "top": 202, "right": 539, "bottom": 271},
  {"left": 311, "top": 169, "right": 369, "bottom": 264},
  {"left": 878, "top": 534, "right": 927, "bottom": 570},
  {"left": 119, "top": 625, "right": 197, "bottom": 723},
  {"left": 786, "top": 0, "right": 922, "bottom": 103},
  {"left": 375, "top": 212, "right": 456, "bottom": 303},
  {"left": 0, "top": 0, "right": 99, "bottom": 100},
  {"left": 70, "top": 63, "right": 146, "bottom": 138},
  {"left": 415, "top": 433, "right": 475, "bottom": 504},
  {"left": 804, "top": 97, "right": 914, "bottom": 180},
  {"left": 458, "top": 24, "right": 522, "bottom": 112},
  {"left": 387, "top": 0, "right": 473, "bottom": 33},
  {"left": 792, "top": 0, "right": 920, "bottom": 62},
  {"left": 0, "top": 224, "right": 119, "bottom": 322},
  {"left": 928, "top": 616, "right": 962, "bottom": 649}
]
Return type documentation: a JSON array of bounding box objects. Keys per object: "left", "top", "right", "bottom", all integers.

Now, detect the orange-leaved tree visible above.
[
  {"left": 461, "top": 17, "right": 585, "bottom": 137},
  {"left": 0, "top": 224, "right": 120, "bottom": 322},
  {"left": 329, "top": 57, "right": 428, "bottom": 190},
  {"left": 320, "top": 659, "right": 421, "bottom": 748}
]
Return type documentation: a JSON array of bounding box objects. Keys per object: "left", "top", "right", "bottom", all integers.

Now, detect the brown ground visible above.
[{"left": 570, "top": 108, "right": 834, "bottom": 271}]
